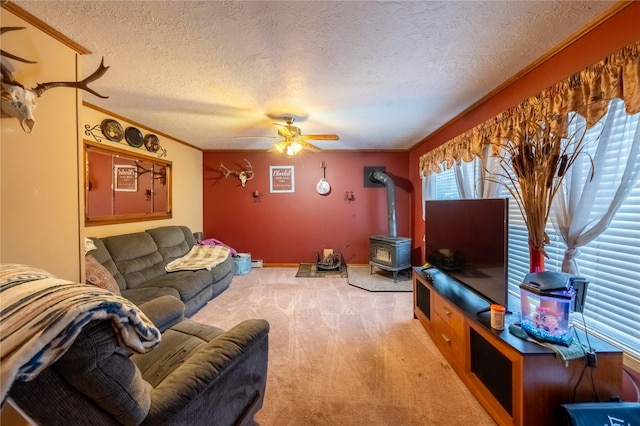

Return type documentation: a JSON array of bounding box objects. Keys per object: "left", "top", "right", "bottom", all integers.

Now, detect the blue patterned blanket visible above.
[{"left": 0, "top": 264, "right": 161, "bottom": 405}]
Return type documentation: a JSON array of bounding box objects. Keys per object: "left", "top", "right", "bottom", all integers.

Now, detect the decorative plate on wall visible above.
[
  {"left": 125, "top": 126, "right": 144, "bottom": 148},
  {"left": 144, "top": 134, "right": 160, "bottom": 152},
  {"left": 100, "top": 119, "right": 124, "bottom": 142}
]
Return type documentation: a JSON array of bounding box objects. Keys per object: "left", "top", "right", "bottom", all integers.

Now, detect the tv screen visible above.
[{"left": 425, "top": 198, "right": 509, "bottom": 309}]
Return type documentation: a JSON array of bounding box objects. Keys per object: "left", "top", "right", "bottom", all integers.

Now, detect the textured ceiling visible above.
[{"left": 12, "top": 1, "right": 616, "bottom": 151}]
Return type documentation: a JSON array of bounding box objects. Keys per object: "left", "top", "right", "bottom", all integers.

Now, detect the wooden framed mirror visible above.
[{"left": 84, "top": 141, "right": 172, "bottom": 226}]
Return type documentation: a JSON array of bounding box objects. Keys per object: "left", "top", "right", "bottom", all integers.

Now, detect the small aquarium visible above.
[{"left": 519, "top": 282, "right": 575, "bottom": 346}]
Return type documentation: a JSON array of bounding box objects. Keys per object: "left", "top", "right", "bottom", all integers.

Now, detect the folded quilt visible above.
[
  {"left": 0, "top": 264, "right": 161, "bottom": 405},
  {"left": 165, "top": 244, "right": 231, "bottom": 272}
]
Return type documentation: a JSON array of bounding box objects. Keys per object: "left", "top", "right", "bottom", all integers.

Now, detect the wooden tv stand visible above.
[{"left": 413, "top": 267, "right": 623, "bottom": 426}]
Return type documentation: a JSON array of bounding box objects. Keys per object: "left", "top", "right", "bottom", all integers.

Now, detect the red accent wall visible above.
[
  {"left": 408, "top": 3, "right": 640, "bottom": 265},
  {"left": 203, "top": 151, "right": 411, "bottom": 264}
]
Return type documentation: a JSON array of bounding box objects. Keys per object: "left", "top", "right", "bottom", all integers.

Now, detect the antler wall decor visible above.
[
  {"left": 219, "top": 159, "right": 254, "bottom": 187},
  {"left": 136, "top": 163, "right": 168, "bottom": 185},
  {"left": 1, "top": 27, "right": 110, "bottom": 133}
]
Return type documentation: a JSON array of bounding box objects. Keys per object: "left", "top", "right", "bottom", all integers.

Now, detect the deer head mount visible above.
[
  {"left": 219, "top": 159, "right": 254, "bottom": 187},
  {"left": 1, "top": 27, "right": 110, "bottom": 133}
]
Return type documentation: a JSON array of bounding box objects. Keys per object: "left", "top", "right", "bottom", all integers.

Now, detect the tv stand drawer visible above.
[
  {"left": 432, "top": 312, "right": 464, "bottom": 368},
  {"left": 434, "top": 295, "right": 463, "bottom": 332}
]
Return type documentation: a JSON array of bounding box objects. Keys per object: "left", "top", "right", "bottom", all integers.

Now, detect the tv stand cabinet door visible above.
[
  {"left": 466, "top": 319, "right": 623, "bottom": 426},
  {"left": 413, "top": 272, "right": 433, "bottom": 332}
]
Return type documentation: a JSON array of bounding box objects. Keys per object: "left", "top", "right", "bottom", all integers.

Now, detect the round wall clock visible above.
[{"left": 316, "top": 161, "right": 331, "bottom": 195}]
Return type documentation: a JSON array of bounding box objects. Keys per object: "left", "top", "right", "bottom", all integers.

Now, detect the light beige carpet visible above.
[
  {"left": 191, "top": 268, "right": 496, "bottom": 426},
  {"left": 347, "top": 265, "right": 413, "bottom": 292}
]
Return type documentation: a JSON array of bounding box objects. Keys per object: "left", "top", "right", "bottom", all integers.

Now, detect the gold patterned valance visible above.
[{"left": 419, "top": 40, "right": 640, "bottom": 176}]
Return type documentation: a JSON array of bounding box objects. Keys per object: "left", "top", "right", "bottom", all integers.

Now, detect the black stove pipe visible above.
[{"left": 371, "top": 170, "right": 397, "bottom": 238}]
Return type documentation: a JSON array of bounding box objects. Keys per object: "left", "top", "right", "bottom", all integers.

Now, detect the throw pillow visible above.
[{"left": 85, "top": 254, "right": 121, "bottom": 295}]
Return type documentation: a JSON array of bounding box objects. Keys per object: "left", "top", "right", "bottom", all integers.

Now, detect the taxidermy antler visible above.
[
  {"left": 1, "top": 26, "right": 110, "bottom": 133},
  {"left": 219, "top": 159, "right": 254, "bottom": 187}
]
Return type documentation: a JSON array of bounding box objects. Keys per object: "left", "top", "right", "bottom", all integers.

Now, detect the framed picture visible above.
[
  {"left": 114, "top": 165, "right": 137, "bottom": 192},
  {"left": 270, "top": 166, "right": 294, "bottom": 193}
]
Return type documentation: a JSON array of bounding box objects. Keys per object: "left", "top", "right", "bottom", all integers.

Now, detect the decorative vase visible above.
[{"left": 528, "top": 238, "right": 545, "bottom": 273}]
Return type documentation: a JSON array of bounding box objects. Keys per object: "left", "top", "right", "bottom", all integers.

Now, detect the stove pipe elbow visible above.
[{"left": 371, "top": 170, "right": 397, "bottom": 237}]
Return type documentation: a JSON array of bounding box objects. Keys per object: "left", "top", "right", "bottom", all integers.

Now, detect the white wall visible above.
[{"left": 1, "top": 9, "right": 83, "bottom": 281}]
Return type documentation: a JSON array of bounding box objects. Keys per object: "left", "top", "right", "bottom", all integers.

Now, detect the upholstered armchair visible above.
[{"left": 8, "top": 295, "right": 270, "bottom": 426}]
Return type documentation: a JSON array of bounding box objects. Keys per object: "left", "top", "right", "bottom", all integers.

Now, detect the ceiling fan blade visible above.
[
  {"left": 278, "top": 127, "right": 292, "bottom": 138},
  {"left": 303, "top": 134, "right": 340, "bottom": 141},
  {"left": 302, "top": 141, "right": 322, "bottom": 152}
]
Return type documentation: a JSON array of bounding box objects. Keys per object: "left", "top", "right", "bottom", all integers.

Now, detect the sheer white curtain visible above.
[
  {"left": 552, "top": 99, "right": 640, "bottom": 275},
  {"left": 421, "top": 173, "right": 437, "bottom": 220},
  {"left": 454, "top": 161, "right": 474, "bottom": 199},
  {"left": 454, "top": 145, "right": 502, "bottom": 199}
]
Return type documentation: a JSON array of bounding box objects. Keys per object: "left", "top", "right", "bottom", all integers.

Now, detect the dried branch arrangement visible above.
[{"left": 490, "top": 114, "right": 591, "bottom": 258}]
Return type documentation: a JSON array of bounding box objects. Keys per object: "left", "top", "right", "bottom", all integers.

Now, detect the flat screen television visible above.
[{"left": 425, "top": 198, "right": 509, "bottom": 311}]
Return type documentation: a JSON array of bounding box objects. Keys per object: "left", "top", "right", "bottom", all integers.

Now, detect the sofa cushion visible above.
[
  {"left": 142, "top": 269, "right": 215, "bottom": 302},
  {"left": 179, "top": 226, "right": 198, "bottom": 246},
  {"left": 146, "top": 226, "right": 194, "bottom": 263},
  {"left": 132, "top": 319, "right": 225, "bottom": 387},
  {"left": 210, "top": 254, "right": 235, "bottom": 282},
  {"left": 121, "top": 286, "right": 181, "bottom": 307},
  {"left": 54, "top": 320, "right": 152, "bottom": 425},
  {"left": 101, "top": 232, "right": 166, "bottom": 288},
  {"left": 85, "top": 254, "right": 121, "bottom": 295},
  {"left": 137, "top": 296, "right": 185, "bottom": 332}
]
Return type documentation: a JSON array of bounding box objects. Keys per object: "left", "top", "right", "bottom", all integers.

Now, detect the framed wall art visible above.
[
  {"left": 270, "top": 166, "right": 294, "bottom": 193},
  {"left": 114, "top": 165, "right": 138, "bottom": 192}
]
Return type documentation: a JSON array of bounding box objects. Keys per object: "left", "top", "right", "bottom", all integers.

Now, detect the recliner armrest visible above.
[
  {"left": 137, "top": 296, "right": 185, "bottom": 332},
  {"left": 141, "top": 319, "right": 270, "bottom": 425}
]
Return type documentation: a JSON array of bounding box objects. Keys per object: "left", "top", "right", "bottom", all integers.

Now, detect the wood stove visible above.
[
  {"left": 368, "top": 169, "right": 412, "bottom": 282},
  {"left": 369, "top": 235, "right": 412, "bottom": 281}
]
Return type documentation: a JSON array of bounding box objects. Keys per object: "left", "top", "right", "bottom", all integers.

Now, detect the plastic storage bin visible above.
[
  {"left": 519, "top": 282, "right": 574, "bottom": 345},
  {"left": 234, "top": 253, "right": 252, "bottom": 275}
]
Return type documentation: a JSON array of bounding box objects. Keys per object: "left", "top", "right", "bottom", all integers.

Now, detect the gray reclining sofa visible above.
[{"left": 89, "top": 225, "right": 234, "bottom": 316}]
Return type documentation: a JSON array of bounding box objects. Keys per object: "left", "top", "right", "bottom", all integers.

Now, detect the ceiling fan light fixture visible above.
[
  {"left": 265, "top": 115, "right": 339, "bottom": 155},
  {"left": 273, "top": 139, "right": 304, "bottom": 156},
  {"left": 289, "top": 142, "right": 303, "bottom": 156},
  {"left": 274, "top": 141, "right": 287, "bottom": 154}
]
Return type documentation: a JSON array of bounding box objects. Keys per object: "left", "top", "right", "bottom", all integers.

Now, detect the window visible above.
[{"left": 423, "top": 104, "right": 640, "bottom": 363}]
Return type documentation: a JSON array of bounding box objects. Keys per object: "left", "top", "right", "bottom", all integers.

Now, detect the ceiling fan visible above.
[{"left": 237, "top": 115, "right": 339, "bottom": 155}]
